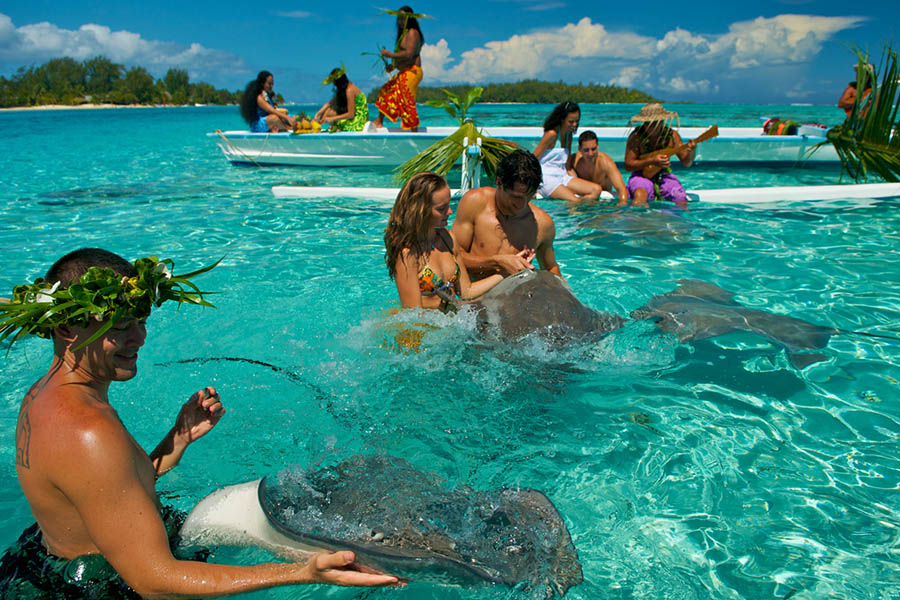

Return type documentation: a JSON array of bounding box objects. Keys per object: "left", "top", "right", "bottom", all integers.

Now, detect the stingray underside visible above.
[{"left": 258, "top": 455, "right": 583, "bottom": 596}]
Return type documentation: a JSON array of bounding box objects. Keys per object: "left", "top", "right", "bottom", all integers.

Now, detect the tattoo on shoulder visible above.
[{"left": 16, "top": 381, "right": 46, "bottom": 469}]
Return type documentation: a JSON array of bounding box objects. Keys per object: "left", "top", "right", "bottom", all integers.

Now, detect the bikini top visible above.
[{"left": 418, "top": 229, "right": 460, "bottom": 302}]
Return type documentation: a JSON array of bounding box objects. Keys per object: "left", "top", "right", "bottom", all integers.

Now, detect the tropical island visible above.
[
  {"left": 414, "top": 80, "right": 660, "bottom": 104},
  {"left": 0, "top": 56, "right": 242, "bottom": 108},
  {"left": 2, "top": 55, "right": 661, "bottom": 109}
]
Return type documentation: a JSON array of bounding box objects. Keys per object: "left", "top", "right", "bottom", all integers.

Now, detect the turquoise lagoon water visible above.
[{"left": 1, "top": 104, "right": 899, "bottom": 599}]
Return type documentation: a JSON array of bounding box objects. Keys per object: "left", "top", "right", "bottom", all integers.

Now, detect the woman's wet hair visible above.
[
  {"left": 240, "top": 70, "right": 273, "bottom": 125},
  {"left": 543, "top": 101, "right": 579, "bottom": 132},
  {"left": 395, "top": 6, "right": 424, "bottom": 44},
  {"left": 46, "top": 248, "right": 136, "bottom": 288},
  {"left": 495, "top": 150, "right": 542, "bottom": 195},
  {"left": 384, "top": 172, "right": 448, "bottom": 279}
]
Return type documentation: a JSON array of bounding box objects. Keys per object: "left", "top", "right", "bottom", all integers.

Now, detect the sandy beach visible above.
[{"left": 0, "top": 103, "right": 165, "bottom": 112}]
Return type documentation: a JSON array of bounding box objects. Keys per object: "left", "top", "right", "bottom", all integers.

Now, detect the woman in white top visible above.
[{"left": 533, "top": 101, "right": 603, "bottom": 201}]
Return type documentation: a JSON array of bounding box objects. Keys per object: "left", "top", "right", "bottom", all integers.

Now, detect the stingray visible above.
[
  {"left": 474, "top": 269, "right": 625, "bottom": 345},
  {"left": 631, "top": 280, "right": 856, "bottom": 368},
  {"left": 180, "top": 455, "right": 582, "bottom": 597},
  {"left": 586, "top": 208, "right": 713, "bottom": 247}
]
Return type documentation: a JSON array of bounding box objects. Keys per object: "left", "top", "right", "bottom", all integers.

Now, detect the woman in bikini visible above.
[
  {"left": 533, "top": 101, "right": 603, "bottom": 201},
  {"left": 384, "top": 172, "right": 505, "bottom": 311}
]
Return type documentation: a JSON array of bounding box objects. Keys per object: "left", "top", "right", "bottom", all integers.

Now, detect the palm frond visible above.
[
  {"left": 393, "top": 121, "right": 519, "bottom": 184},
  {"left": 810, "top": 43, "right": 900, "bottom": 182},
  {"left": 395, "top": 86, "right": 518, "bottom": 184}
]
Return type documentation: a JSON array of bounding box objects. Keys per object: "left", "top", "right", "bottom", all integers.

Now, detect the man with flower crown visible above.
[{"left": 0, "top": 248, "right": 398, "bottom": 598}]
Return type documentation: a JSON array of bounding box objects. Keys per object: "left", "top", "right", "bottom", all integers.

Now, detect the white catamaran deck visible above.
[{"left": 209, "top": 125, "right": 838, "bottom": 167}]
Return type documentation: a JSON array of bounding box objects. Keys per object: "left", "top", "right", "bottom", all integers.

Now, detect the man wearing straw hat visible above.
[{"left": 623, "top": 103, "right": 696, "bottom": 209}]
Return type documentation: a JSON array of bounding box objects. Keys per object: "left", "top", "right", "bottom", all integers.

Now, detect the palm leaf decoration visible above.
[
  {"left": 809, "top": 44, "right": 900, "bottom": 182},
  {"left": 394, "top": 87, "right": 520, "bottom": 184}
]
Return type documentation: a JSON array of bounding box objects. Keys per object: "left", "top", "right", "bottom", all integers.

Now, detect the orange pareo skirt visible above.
[{"left": 376, "top": 65, "right": 423, "bottom": 130}]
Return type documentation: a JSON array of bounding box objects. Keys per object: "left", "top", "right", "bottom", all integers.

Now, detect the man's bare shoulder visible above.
[
  {"left": 457, "top": 186, "right": 494, "bottom": 209},
  {"left": 529, "top": 202, "right": 556, "bottom": 239},
  {"left": 529, "top": 201, "right": 554, "bottom": 223},
  {"left": 25, "top": 381, "right": 128, "bottom": 454}
]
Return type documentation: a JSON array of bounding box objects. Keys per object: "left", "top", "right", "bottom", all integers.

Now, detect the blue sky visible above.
[{"left": 0, "top": 1, "right": 896, "bottom": 104}]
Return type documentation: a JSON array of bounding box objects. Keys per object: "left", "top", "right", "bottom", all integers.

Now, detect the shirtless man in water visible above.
[
  {"left": 451, "top": 150, "right": 561, "bottom": 280},
  {"left": 569, "top": 130, "right": 628, "bottom": 205},
  {"left": 3, "top": 248, "right": 398, "bottom": 598}
]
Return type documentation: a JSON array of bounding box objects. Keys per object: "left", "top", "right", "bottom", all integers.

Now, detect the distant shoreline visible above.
[
  {"left": 0, "top": 104, "right": 165, "bottom": 112},
  {"left": 0, "top": 103, "right": 240, "bottom": 112}
]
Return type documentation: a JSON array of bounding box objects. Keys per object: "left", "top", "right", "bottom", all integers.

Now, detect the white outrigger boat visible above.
[
  {"left": 209, "top": 124, "right": 838, "bottom": 167},
  {"left": 263, "top": 127, "right": 896, "bottom": 207},
  {"left": 271, "top": 182, "right": 900, "bottom": 206}
]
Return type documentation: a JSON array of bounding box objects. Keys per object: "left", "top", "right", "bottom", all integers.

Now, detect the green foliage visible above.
[
  {"left": 395, "top": 87, "right": 520, "bottom": 184},
  {"left": 84, "top": 56, "right": 123, "bottom": 96},
  {"left": 119, "top": 66, "right": 156, "bottom": 104},
  {"left": 416, "top": 79, "right": 660, "bottom": 105},
  {"left": 424, "top": 86, "right": 484, "bottom": 125},
  {"left": 0, "top": 56, "right": 240, "bottom": 107},
  {"left": 813, "top": 44, "right": 900, "bottom": 182},
  {"left": 0, "top": 256, "right": 219, "bottom": 351},
  {"left": 164, "top": 68, "right": 190, "bottom": 104}
]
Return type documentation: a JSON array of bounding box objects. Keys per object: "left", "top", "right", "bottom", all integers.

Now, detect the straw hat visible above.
[{"left": 630, "top": 103, "right": 678, "bottom": 123}]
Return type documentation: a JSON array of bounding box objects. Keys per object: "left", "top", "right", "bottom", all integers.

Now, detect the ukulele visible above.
[{"left": 640, "top": 125, "right": 718, "bottom": 178}]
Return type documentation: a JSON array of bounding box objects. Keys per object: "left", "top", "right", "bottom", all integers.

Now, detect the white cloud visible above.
[
  {"left": 659, "top": 76, "right": 719, "bottom": 96},
  {"left": 0, "top": 13, "right": 247, "bottom": 80},
  {"left": 714, "top": 14, "right": 863, "bottom": 69},
  {"left": 421, "top": 14, "right": 864, "bottom": 100},
  {"left": 423, "top": 17, "right": 654, "bottom": 82},
  {"left": 524, "top": 2, "right": 566, "bottom": 11},
  {"left": 274, "top": 10, "right": 312, "bottom": 18},
  {"left": 608, "top": 66, "right": 644, "bottom": 88}
]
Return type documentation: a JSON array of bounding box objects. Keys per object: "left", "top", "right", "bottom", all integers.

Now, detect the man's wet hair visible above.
[
  {"left": 46, "top": 248, "right": 136, "bottom": 288},
  {"left": 496, "top": 150, "right": 542, "bottom": 195},
  {"left": 578, "top": 130, "right": 598, "bottom": 147}
]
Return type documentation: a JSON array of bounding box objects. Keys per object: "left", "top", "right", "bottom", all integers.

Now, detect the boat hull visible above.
[{"left": 209, "top": 126, "right": 839, "bottom": 167}]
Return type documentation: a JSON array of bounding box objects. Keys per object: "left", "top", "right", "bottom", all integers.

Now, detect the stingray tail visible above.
[
  {"left": 154, "top": 357, "right": 335, "bottom": 407},
  {"left": 840, "top": 329, "right": 900, "bottom": 343}
]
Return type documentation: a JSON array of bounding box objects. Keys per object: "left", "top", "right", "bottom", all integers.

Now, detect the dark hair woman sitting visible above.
[
  {"left": 313, "top": 67, "right": 368, "bottom": 132},
  {"left": 240, "top": 71, "right": 295, "bottom": 133}
]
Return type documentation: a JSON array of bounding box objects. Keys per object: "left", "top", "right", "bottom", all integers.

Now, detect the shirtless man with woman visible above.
[{"left": 451, "top": 150, "right": 562, "bottom": 281}]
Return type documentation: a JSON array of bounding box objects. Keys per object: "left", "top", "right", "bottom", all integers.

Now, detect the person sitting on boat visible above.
[
  {"left": 623, "top": 103, "right": 696, "bottom": 209},
  {"left": 452, "top": 150, "right": 560, "bottom": 281},
  {"left": 569, "top": 130, "right": 628, "bottom": 205},
  {"left": 385, "top": 172, "right": 504, "bottom": 312},
  {"left": 370, "top": 6, "right": 424, "bottom": 132},
  {"left": 533, "top": 102, "right": 603, "bottom": 201},
  {"left": 838, "top": 63, "right": 875, "bottom": 118},
  {"left": 314, "top": 66, "right": 368, "bottom": 132},
  {"left": 240, "top": 71, "right": 295, "bottom": 133},
  {"left": 0, "top": 248, "right": 399, "bottom": 598}
]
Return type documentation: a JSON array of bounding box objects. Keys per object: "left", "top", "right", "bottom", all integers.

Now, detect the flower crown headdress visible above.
[
  {"left": 322, "top": 64, "right": 347, "bottom": 85},
  {"left": 0, "top": 256, "right": 219, "bottom": 350}
]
